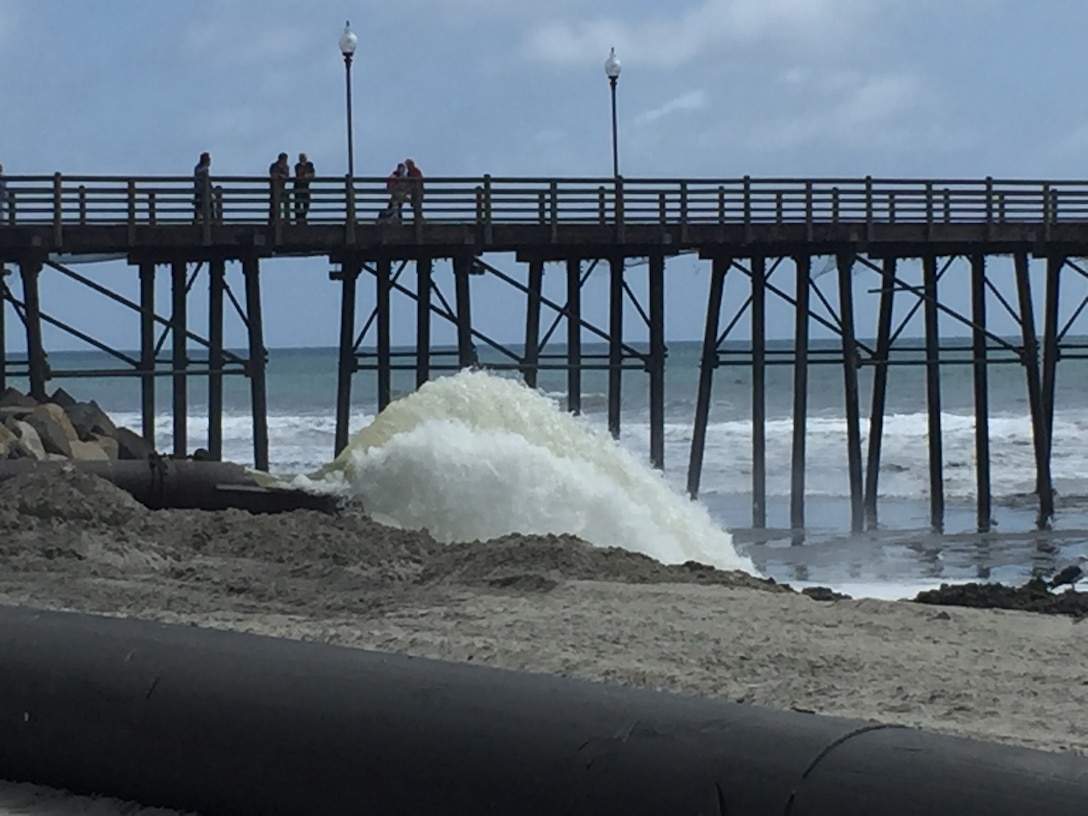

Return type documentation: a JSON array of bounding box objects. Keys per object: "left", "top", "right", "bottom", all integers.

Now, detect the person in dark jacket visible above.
[
  {"left": 193, "top": 152, "right": 211, "bottom": 222},
  {"left": 293, "top": 153, "right": 315, "bottom": 223},
  {"left": 269, "top": 152, "right": 290, "bottom": 220}
]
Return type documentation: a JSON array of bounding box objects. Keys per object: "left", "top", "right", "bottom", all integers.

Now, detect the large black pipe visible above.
[
  {"left": 1, "top": 606, "right": 1085, "bottom": 816},
  {"left": 0, "top": 459, "right": 337, "bottom": 515}
]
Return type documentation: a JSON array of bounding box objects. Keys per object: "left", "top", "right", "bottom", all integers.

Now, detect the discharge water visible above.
[{"left": 307, "top": 370, "right": 752, "bottom": 572}]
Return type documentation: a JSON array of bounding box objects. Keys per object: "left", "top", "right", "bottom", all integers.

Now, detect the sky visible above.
[{"left": 3, "top": 0, "right": 1088, "bottom": 354}]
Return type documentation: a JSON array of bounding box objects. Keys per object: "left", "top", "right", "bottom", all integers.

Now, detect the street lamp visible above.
[
  {"left": 604, "top": 46, "right": 622, "bottom": 177},
  {"left": 339, "top": 21, "right": 358, "bottom": 179}
]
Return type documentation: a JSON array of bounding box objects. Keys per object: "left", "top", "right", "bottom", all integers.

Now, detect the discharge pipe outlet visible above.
[{"left": 0, "top": 605, "right": 1086, "bottom": 815}]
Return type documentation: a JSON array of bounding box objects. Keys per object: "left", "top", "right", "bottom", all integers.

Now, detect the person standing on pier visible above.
[
  {"left": 405, "top": 158, "right": 424, "bottom": 222},
  {"left": 293, "top": 153, "right": 315, "bottom": 223},
  {"left": 192, "top": 152, "right": 211, "bottom": 222},
  {"left": 380, "top": 162, "right": 408, "bottom": 222},
  {"left": 269, "top": 152, "right": 291, "bottom": 221}
]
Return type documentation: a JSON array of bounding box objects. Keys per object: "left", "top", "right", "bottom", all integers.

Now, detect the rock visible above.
[
  {"left": 0, "top": 423, "right": 17, "bottom": 459},
  {"left": 69, "top": 439, "right": 110, "bottom": 462},
  {"left": 44, "top": 453, "right": 70, "bottom": 462},
  {"left": 801, "top": 586, "right": 852, "bottom": 602},
  {"left": 65, "top": 400, "right": 118, "bottom": 442},
  {"left": 48, "top": 387, "right": 79, "bottom": 409},
  {"left": 0, "top": 387, "right": 37, "bottom": 409},
  {"left": 4, "top": 419, "right": 46, "bottom": 460},
  {"left": 91, "top": 433, "right": 120, "bottom": 460},
  {"left": 115, "top": 427, "right": 156, "bottom": 461},
  {"left": 24, "top": 404, "right": 77, "bottom": 458}
]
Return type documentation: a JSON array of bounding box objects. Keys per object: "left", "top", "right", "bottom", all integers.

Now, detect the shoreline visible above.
[{"left": 1, "top": 468, "right": 1086, "bottom": 759}]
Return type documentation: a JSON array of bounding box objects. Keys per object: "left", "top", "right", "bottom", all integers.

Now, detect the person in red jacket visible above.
[{"left": 405, "top": 158, "right": 424, "bottom": 222}]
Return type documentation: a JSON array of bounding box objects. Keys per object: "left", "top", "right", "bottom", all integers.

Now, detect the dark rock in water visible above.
[
  {"left": 913, "top": 577, "right": 1088, "bottom": 618},
  {"left": 65, "top": 400, "right": 118, "bottom": 442},
  {"left": 801, "top": 586, "right": 851, "bottom": 602},
  {"left": 0, "top": 387, "right": 37, "bottom": 410},
  {"left": 48, "top": 387, "right": 79, "bottom": 409},
  {"left": 115, "top": 427, "right": 156, "bottom": 460}
]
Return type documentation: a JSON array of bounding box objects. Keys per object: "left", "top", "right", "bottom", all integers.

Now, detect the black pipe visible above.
[
  {"left": 376, "top": 256, "right": 392, "bottom": 411},
  {"left": 207, "top": 259, "right": 225, "bottom": 461},
  {"left": 1, "top": 605, "right": 1086, "bottom": 816},
  {"left": 334, "top": 258, "right": 359, "bottom": 456},
  {"left": 922, "top": 254, "right": 945, "bottom": 532},
  {"left": 970, "top": 253, "right": 992, "bottom": 532},
  {"left": 0, "top": 459, "right": 337, "bottom": 514},
  {"left": 608, "top": 254, "right": 623, "bottom": 438},
  {"left": 19, "top": 260, "right": 47, "bottom": 401},
  {"left": 242, "top": 257, "right": 269, "bottom": 472}
]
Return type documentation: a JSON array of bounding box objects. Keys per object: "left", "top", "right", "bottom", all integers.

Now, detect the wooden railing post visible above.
[
  {"left": 126, "top": 179, "right": 136, "bottom": 245},
  {"left": 78, "top": 185, "right": 87, "bottom": 225},
  {"left": 888, "top": 191, "right": 896, "bottom": 224},
  {"left": 614, "top": 175, "right": 625, "bottom": 242},
  {"left": 717, "top": 185, "right": 726, "bottom": 223},
  {"left": 148, "top": 191, "right": 157, "bottom": 226},
  {"left": 743, "top": 175, "right": 752, "bottom": 243},
  {"left": 864, "top": 175, "right": 873, "bottom": 242},
  {"left": 984, "top": 176, "right": 994, "bottom": 239},
  {"left": 659, "top": 191, "right": 667, "bottom": 223},
  {"left": 1042, "top": 182, "right": 1052, "bottom": 240},
  {"left": 679, "top": 180, "right": 689, "bottom": 241},
  {"left": 52, "top": 172, "right": 63, "bottom": 247},
  {"left": 776, "top": 190, "right": 784, "bottom": 223},
  {"left": 925, "top": 181, "right": 933, "bottom": 239},
  {"left": 831, "top": 186, "right": 841, "bottom": 223},
  {"left": 345, "top": 174, "right": 356, "bottom": 244},
  {"left": 481, "top": 174, "right": 493, "bottom": 243},
  {"left": 943, "top": 188, "right": 951, "bottom": 222},
  {"left": 597, "top": 185, "right": 607, "bottom": 224},
  {"left": 549, "top": 181, "right": 558, "bottom": 242},
  {"left": 213, "top": 186, "right": 223, "bottom": 224},
  {"left": 804, "top": 181, "right": 813, "bottom": 240}
]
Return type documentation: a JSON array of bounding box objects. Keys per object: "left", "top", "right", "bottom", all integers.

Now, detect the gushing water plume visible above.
[{"left": 312, "top": 370, "right": 753, "bottom": 572}]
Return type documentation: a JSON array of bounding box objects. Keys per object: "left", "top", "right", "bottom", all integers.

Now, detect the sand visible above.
[{"left": 1, "top": 468, "right": 1087, "bottom": 813}]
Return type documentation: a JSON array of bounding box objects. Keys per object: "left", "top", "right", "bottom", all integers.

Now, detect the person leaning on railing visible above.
[
  {"left": 269, "top": 152, "right": 291, "bottom": 221},
  {"left": 193, "top": 152, "right": 212, "bottom": 222},
  {"left": 405, "top": 158, "right": 424, "bottom": 222},
  {"left": 294, "top": 153, "right": 315, "bottom": 223}
]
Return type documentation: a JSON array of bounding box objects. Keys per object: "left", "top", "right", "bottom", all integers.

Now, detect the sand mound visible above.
[
  {"left": 0, "top": 468, "right": 144, "bottom": 528},
  {"left": 421, "top": 533, "right": 784, "bottom": 592}
]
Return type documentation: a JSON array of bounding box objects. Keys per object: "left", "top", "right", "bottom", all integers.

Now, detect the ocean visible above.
[{"left": 17, "top": 339, "right": 1088, "bottom": 596}]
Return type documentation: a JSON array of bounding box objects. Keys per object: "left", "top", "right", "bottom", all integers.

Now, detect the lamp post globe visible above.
[
  {"left": 604, "top": 47, "right": 621, "bottom": 177},
  {"left": 340, "top": 21, "right": 358, "bottom": 180}
]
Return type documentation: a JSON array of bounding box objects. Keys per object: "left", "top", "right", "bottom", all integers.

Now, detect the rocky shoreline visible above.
[{"left": 0, "top": 386, "right": 153, "bottom": 463}]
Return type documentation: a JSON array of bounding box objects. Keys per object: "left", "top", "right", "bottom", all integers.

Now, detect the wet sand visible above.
[{"left": 1, "top": 468, "right": 1087, "bottom": 813}]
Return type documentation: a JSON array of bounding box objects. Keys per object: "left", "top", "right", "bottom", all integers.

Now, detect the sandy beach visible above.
[{"left": 2, "top": 465, "right": 1086, "bottom": 770}]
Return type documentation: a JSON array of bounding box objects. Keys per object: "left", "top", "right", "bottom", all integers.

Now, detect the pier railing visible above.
[{"left": 3, "top": 174, "right": 1088, "bottom": 227}]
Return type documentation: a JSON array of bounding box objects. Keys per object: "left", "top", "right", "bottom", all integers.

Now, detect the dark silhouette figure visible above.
[
  {"left": 269, "top": 152, "right": 290, "bottom": 220},
  {"left": 294, "top": 153, "right": 315, "bottom": 223},
  {"left": 193, "top": 153, "right": 211, "bottom": 221}
]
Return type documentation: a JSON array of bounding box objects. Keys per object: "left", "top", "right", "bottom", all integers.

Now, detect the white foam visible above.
[{"left": 312, "top": 370, "right": 753, "bottom": 572}]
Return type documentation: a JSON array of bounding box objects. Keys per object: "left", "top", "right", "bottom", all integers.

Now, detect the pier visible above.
[{"left": 2, "top": 172, "right": 1087, "bottom": 535}]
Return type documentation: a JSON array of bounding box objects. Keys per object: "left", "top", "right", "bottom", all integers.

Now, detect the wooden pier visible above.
[{"left": 3, "top": 172, "right": 1088, "bottom": 534}]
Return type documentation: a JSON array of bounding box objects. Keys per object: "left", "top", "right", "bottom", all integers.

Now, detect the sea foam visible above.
[{"left": 310, "top": 369, "right": 753, "bottom": 572}]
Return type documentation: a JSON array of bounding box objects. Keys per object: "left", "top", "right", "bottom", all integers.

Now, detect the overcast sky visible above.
[{"left": 3, "top": 0, "right": 1088, "bottom": 354}]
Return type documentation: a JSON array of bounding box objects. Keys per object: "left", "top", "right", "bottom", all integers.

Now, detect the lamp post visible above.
[
  {"left": 339, "top": 21, "right": 358, "bottom": 179},
  {"left": 604, "top": 47, "right": 622, "bottom": 177}
]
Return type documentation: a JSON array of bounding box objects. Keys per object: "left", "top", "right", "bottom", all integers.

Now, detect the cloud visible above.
[
  {"left": 525, "top": 0, "right": 874, "bottom": 69},
  {"left": 635, "top": 90, "right": 707, "bottom": 126}
]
